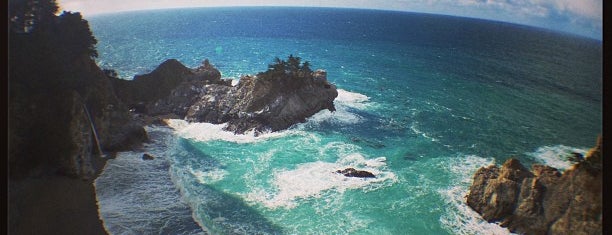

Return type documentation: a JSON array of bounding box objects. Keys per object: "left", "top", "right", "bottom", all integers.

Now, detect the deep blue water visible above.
[{"left": 90, "top": 7, "right": 601, "bottom": 235}]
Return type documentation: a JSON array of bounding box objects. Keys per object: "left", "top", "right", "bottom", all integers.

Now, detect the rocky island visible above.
[
  {"left": 110, "top": 55, "right": 338, "bottom": 135},
  {"left": 466, "top": 136, "right": 602, "bottom": 234}
]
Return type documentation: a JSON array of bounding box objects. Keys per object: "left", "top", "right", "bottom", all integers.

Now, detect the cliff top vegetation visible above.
[{"left": 257, "top": 54, "right": 313, "bottom": 80}]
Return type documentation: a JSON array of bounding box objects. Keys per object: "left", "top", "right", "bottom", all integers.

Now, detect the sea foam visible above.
[
  {"left": 165, "top": 119, "right": 294, "bottom": 144},
  {"left": 190, "top": 168, "right": 227, "bottom": 184},
  {"left": 245, "top": 153, "right": 397, "bottom": 209},
  {"left": 165, "top": 89, "right": 373, "bottom": 140},
  {"left": 438, "top": 155, "right": 515, "bottom": 235},
  {"left": 302, "top": 89, "right": 373, "bottom": 126},
  {"left": 336, "top": 89, "right": 372, "bottom": 110},
  {"left": 527, "top": 145, "right": 588, "bottom": 171}
]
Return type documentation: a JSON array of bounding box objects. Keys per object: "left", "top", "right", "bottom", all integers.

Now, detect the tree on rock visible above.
[
  {"left": 56, "top": 11, "right": 98, "bottom": 59},
  {"left": 9, "top": 0, "right": 59, "bottom": 33},
  {"left": 260, "top": 55, "right": 313, "bottom": 80}
]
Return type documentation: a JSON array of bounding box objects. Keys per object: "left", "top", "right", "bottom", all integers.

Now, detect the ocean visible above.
[{"left": 89, "top": 7, "right": 602, "bottom": 235}]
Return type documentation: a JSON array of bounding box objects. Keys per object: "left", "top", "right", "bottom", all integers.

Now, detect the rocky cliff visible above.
[
  {"left": 115, "top": 56, "right": 338, "bottom": 135},
  {"left": 466, "top": 136, "right": 602, "bottom": 234},
  {"left": 9, "top": 52, "right": 148, "bottom": 179},
  {"left": 8, "top": 2, "right": 151, "bottom": 180}
]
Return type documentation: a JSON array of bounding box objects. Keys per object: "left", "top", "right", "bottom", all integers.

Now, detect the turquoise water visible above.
[{"left": 91, "top": 7, "right": 602, "bottom": 234}]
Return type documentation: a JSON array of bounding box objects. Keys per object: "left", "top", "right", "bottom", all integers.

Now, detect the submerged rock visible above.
[
  {"left": 466, "top": 136, "right": 602, "bottom": 235},
  {"left": 336, "top": 168, "right": 376, "bottom": 178}
]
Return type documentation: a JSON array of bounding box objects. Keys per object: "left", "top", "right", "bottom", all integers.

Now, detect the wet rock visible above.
[
  {"left": 336, "top": 168, "right": 376, "bottom": 178},
  {"left": 142, "top": 153, "right": 155, "bottom": 160}
]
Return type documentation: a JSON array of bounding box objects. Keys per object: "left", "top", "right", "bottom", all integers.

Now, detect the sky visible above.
[{"left": 56, "top": 0, "right": 602, "bottom": 40}]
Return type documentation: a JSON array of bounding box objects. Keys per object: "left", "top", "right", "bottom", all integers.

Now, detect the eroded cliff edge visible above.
[{"left": 466, "top": 136, "right": 602, "bottom": 235}]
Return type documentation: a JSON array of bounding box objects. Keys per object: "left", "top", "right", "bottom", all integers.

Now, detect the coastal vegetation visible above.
[
  {"left": 9, "top": 0, "right": 103, "bottom": 178},
  {"left": 258, "top": 54, "right": 313, "bottom": 80},
  {"left": 8, "top": 1, "right": 137, "bottom": 234}
]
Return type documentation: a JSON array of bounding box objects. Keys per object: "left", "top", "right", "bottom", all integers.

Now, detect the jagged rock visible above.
[
  {"left": 110, "top": 59, "right": 193, "bottom": 106},
  {"left": 186, "top": 68, "right": 338, "bottom": 134},
  {"left": 110, "top": 59, "right": 232, "bottom": 117},
  {"left": 466, "top": 136, "right": 602, "bottom": 235},
  {"left": 336, "top": 168, "right": 376, "bottom": 178},
  {"left": 142, "top": 153, "right": 155, "bottom": 160},
  {"left": 191, "top": 59, "right": 225, "bottom": 83},
  {"left": 111, "top": 58, "right": 231, "bottom": 108}
]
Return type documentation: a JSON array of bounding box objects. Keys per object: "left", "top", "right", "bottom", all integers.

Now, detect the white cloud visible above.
[
  {"left": 56, "top": 0, "right": 601, "bottom": 39},
  {"left": 550, "top": 0, "right": 601, "bottom": 20}
]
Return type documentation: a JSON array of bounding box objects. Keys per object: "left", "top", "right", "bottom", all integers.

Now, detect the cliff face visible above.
[
  {"left": 118, "top": 58, "right": 338, "bottom": 135},
  {"left": 466, "top": 136, "right": 602, "bottom": 235},
  {"left": 10, "top": 53, "right": 148, "bottom": 179}
]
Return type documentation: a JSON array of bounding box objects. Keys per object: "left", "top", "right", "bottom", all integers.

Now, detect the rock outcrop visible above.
[
  {"left": 466, "top": 136, "right": 602, "bottom": 235},
  {"left": 185, "top": 68, "right": 337, "bottom": 134},
  {"left": 115, "top": 57, "right": 338, "bottom": 134},
  {"left": 143, "top": 60, "right": 232, "bottom": 118},
  {"left": 110, "top": 59, "right": 231, "bottom": 113}
]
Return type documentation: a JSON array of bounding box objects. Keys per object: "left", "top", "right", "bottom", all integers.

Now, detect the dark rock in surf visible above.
[
  {"left": 142, "top": 153, "right": 155, "bottom": 160},
  {"left": 336, "top": 168, "right": 376, "bottom": 178}
]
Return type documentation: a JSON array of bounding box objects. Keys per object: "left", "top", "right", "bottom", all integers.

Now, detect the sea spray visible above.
[
  {"left": 437, "top": 155, "right": 514, "bottom": 235},
  {"left": 527, "top": 145, "right": 588, "bottom": 171},
  {"left": 245, "top": 154, "right": 397, "bottom": 209}
]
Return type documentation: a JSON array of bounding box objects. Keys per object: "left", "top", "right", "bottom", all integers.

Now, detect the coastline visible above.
[{"left": 8, "top": 154, "right": 110, "bottom": 235}]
